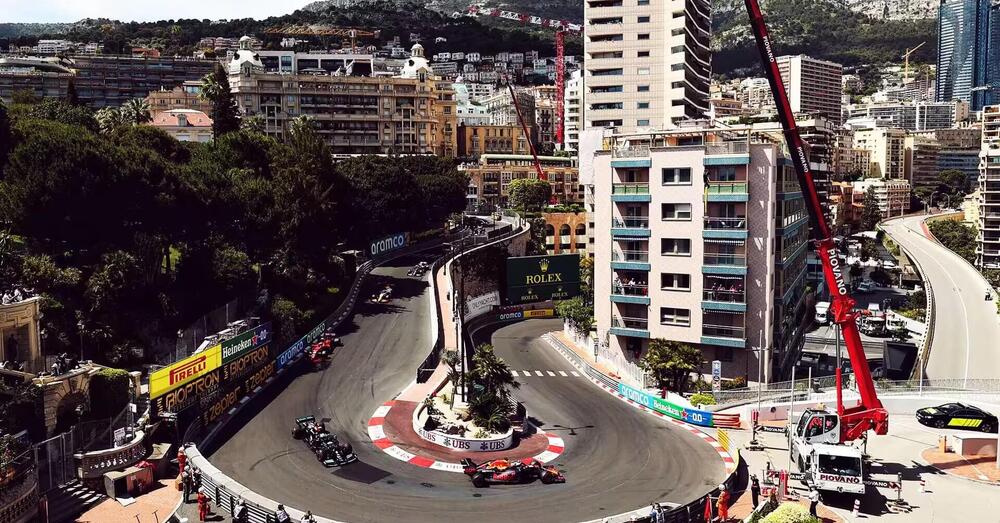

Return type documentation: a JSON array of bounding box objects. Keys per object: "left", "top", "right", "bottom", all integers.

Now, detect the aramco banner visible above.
[
  {"left": 369, "top": 232, "right": 410, "bottom": 258},
  {"left": 505, "top": 253, "right": 581, "bottom": 305}
]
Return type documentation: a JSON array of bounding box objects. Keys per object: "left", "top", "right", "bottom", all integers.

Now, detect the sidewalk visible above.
[
  {"left": 921, "top": 447, "right": 1000, "bottom": 483},
  {"left": 77, "top": 479, "right": 181, "bottom": 523},
  {"left": 550, "top": 330, "right": 621, "bottom": 380}
]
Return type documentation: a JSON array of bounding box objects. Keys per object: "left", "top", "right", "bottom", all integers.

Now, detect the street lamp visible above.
[
  {"left": 748, "top": 330, "right": 768, "bottom": 449},
  {"left": 76, "top": 320, "right": 85, "bottom": 362}
]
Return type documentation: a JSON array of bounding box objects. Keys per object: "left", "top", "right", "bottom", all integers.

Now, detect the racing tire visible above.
[
  {"left": 471, "top": 473, "right": 489, "bottom": 488},
  {"left": 982, "top": 423, "right": 994, "bottom": 433},
  {"left": 934, "top": 420, "right": 947, "bottom": 429},
  {"left": 540, "top": 474, "right": 555, "bottom": 484}
]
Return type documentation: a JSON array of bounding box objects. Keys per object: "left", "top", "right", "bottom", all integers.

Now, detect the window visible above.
[
  {"left": 637, "top": 85, "right": 650, "bottom": 92},
  {"left": 662, "top": 167, "right": 692, "bottom": 185},
  {"left": 671, "top": 45, "right": 685, "bottom": 54},
  {"left": 660, "top": 307, "right": 691, "bottom": 326},
  {"left": 661, "top": 273, "right": 691, "bottom": 290},
  {"left": 638, "top": 0, "right": 650, "bottom": 4},
  {"left": 637, "top": 67, "right": 650, "bottom": 75},
  {"left": 638, "top": 50, "right": 650, "bottom": 57},
  {"left": 637, "top": 102, "right": 650, "bottom": 109},
  {"left": 637, "top": 33, "right": 650, "bottom": 40},
  {"left": 591, "top": 68, "right": 624, "bottom": 76},
  {"left": 638, "top": 16, "right": 650, "bottom": 22},
  {"left": 637, "top": 119, "right": 650, "bottom": 126},
  {"left": 590, "top": 85, "right": 624, "bottom": 93},
  {"left": 590, "top": 34, "right": 624, "bottom": 42},
  {"left": 671, "top": 63, "right": 685, "bottom": 71},
  {"left": 591, "top": 102, "right": 624, "bottom": 110},
  {"left": 661, "top": 238, "right": 691, "bottom": 256},
  {"left": 662, "top": 203, "right": 692, "bottom": 220}
]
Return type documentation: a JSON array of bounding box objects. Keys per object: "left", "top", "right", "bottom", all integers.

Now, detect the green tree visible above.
[
  {"left": 555, "top": 296, "right": 593, "bottom": 338},
  {"left": 507, "top": 178, "right": 552, "bottom": 212},
  {"left": 201, "top": 64, "right": 240, "bottom": 138},
  {"left": 938, "top": 169, "right": 969, "bottom": 197},
  {"left": 579, "top": 255, "right": 594, "bottom": 304},
  {"left": 11, "top": 89, "right": 40, "bottom": 105},
  {"left": 860, "top": 186, "right": 882, "bottom": 231},
  {"left": 468, "top": 344, "right": 520, "bottom": 432},
  {"left": 639, "top": 339, "right": 704, "bottom": 393},
  {"left": 88, "top": 367, "right": 131, "bottom": 419},
  {"left": 0, "top": 101, "right": 10, "bottom": 174},
  {"left": 119, "top": 98, "right": 151, "bottom": 125},
  {"left": 21, "top": 99, "right": 97, "bottom": 132},
  {"left": 95, "top": 107, "right": 126, "bottom": 134},
  {"left": 928, "top": 219, "right": 977, "bottom": 264}
]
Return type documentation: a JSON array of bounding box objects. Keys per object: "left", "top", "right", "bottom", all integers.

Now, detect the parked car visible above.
[{"left": 814, "top": 301, "right": 831, "bottom": 324}]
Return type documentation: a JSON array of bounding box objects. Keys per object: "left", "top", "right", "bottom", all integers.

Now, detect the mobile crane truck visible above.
[{"left": 742, "top": 0, "right": 889, "bottom": 495}]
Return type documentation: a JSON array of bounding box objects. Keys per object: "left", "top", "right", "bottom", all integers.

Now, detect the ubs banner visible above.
[{"left": 505, "top": 254, "right": 581, "bottom": 305}]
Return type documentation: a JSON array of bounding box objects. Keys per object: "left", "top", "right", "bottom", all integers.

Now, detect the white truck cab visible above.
[{"left": 790, "top": 409, "right": 866, "bottom": 495}]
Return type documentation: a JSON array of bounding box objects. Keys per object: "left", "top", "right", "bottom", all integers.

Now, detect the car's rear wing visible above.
[{"left": 295, "top": 415, "right": 316, "bottom": 425}]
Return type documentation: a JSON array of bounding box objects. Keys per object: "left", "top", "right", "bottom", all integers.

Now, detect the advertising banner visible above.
[
  {"left": 201, "top": 360, "right": 277, "bottom": 426},
  {"left": 495, "top": 307, "right": 555, "bottom": 322},
  {"left": 505, "top": 254, "right": 581, "bottom": 305},
  {"left": 617, "top": 383, "right": 715, "bottom": 427},
  {"left": 465, "top": 291, "right": 500, "bottom": 319},
  {"left": 221, "top": 323, "right": 271, "bottom": 364},
  {"left": 712, "top": 360, "right": 721, "bottom": 393},
  {"left": 369, "top": 232, "right": 409, "bottom": 258},
  {"left": 150, "top": 345, "right": 222, "bottom": 399},
  {"left": 277, "top": 339, "right": 306, "bottom": 370},
  {"left": 153, "top": 367, "right": 222, "bottom": 415}
]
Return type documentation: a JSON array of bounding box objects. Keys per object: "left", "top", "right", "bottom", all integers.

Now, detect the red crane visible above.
[
  {"left": 465, "top": 5, "right": 581, "bottom": 147},
  {"left": 743, "top": 0, "right": 887, "bottom": 441}
]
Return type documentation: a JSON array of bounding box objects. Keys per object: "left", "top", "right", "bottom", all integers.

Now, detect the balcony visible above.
[
  {"left": 702, "top": 289, "right": 747, "bottom": 312},
  {"left": 611, "top": 250, "right": 650, "bottom": 271},
  {"left": 704, "top": 142, "right": 750, "bottom": 166},
  {"left": 611, "top": 183, "right": 651, "bottom": 202},
  {"left": 703, "top": 253, "right": 746, "bottom": 267},
  {"left": 611, "top": 216, "right": 651, "bottom": 238},
  {"left": 611, "top": 282, "right": 650, "bottom": 305},
  {"left": 703, "top": 216, "right": 748, "bottom": 240},
  {"left": 610, "top": 316, "right": 650, "bottom": 338},
  {"left": 706, "top": 182, "right": 749, "bottom": 202},
  {"left": 701, "top": 324, "right": 746, "bottom": 348}
]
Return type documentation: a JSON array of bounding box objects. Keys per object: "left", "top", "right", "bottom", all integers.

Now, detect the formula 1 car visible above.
[
  {"left": 916, "top": 403, "right": 998, "bottom": 432},
  {"left": 307, "top": 331, "right": 341, "bottom": 370},
  {"left": 407, "top": 261, "right": 430, "bottom": 277},
  {"left": 370, "top": 284, "right": 393, "bottom": 304},
  {"left": 292, "top": 415, "right": 357, "bottom": 466},
  {"left": 461, "top": 458, "right": 565, "bottom": 488}
]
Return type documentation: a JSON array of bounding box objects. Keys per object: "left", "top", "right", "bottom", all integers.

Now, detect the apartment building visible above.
[
  {"left": 583, "top": 0, "right": 712, "bottom": 133},
  {"left": 904, "top": 135, "right": 942, "bottom": 189},
  {"left": 68, "top": 54, "right": 215, "bottom": 108},
  {"left": 776, "top": 55, "right": 844, "bottom": 126},
  {"left": 852, "top": 127, "right": 907, "bottom": 179},
  {"left": 937, "top": 0, "right": 1000, "bottom": 110},
  {"left": 533, "top": 85, "right": 558, "bottom": 147},
  {"left": 845, "top": 100, "right": 969, "bottom": 131},
  {"left": 0, "top": 56, "right": 73, "bottom": 103},
  {"left": 853, "top": 178, "right": 913, "bottom": 218},
  {"left": 564, "top": 70, "right": 583, "bottom": 152},
  {"left": 456, "top": 124, "right": 531, "bottom": 158},
  {"left": 483, "top": 88, "right": 536, "bottom": 134},
  {"left": 592, "top": 128, "right": 809, "bottom": 381},
  {"left": 228, "top": 41, "right": 457, "bottom": 156},
  {"left": 979, "top": 105, "right": 1000, "bottom": 268},
  {"left": 460, "top": 154, "right": 582, "bottom": 209},
  {"left": 145, "top": 80, "right": 212, "bottom": 116}
]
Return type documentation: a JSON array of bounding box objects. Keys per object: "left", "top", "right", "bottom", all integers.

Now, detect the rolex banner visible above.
[{"left": 505, "top": 254, "right": 581, "bottom": 305}]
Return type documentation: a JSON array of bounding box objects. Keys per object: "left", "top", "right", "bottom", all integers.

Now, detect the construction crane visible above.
[
  {"left": 501, "top": 74, "right": 546, "bottom": 183},
  {"left": 465, "top": 5, "right": 582, "bottom": 147},
  {"left": 742, "top": 0, "right": 888, "bottom": 494},
  {"left": 263, "top": 25, "right": 380, "bottom": 53},
  {"left": 902, "top": 41, "right": 925, "bottom": 84}
]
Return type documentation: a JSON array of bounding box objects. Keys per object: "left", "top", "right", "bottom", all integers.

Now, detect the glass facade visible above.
[{"left": 936, "top": 0, "right": 999, "bottom": 110}]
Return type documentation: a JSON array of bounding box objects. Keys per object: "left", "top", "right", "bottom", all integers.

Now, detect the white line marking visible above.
[
  {"left": 534, "top": 450, "right": 559, "bottom": 463},
  {"left": 511, "top": 370, "right": 519, "bottom": 377},
  {"left": 546, "top": 371, "right": 556, "bottom": 376},
  {"left": 571, "top": 371, "right": 580, "bottom": 377},
  {"left": 523, "top": 370, "right": 532, "bottom": 376},
  {"left": 558, "top": 370, "right": 568, "bottom": 377},
  {"left": 368, "top": 425, "right": 387, "bottom": 440},
  {"left": 535, "top": 370, "right": 544, "bottom": 376},
  {"left": 372, "top": 405, "right": 392, "bottom": 418}
]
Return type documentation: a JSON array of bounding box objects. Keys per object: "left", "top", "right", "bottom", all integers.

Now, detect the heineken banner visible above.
[
  {"left": 221, "top": 323, "right": 272, "bottom": 364},
  {"left": 505, "top": 254, "right": 581, "bottom": 305}
]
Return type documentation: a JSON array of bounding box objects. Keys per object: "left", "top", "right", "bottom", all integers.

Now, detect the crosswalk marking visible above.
[
  {"left": 546, "top": 371, "right": 556, "bottom": 376},
  {"left": 511, "top": 370, "right": 519, "bottom": 377},
  {"left": 558, "top": 371, "right": 568, "bottom": 377},
  {"left": 571, "top": 371, "right": 580, "bottom": 377},
  {"left": 535, "top": 370, "right": 544, "bottom": 376},
  {"left": 523, "top": 370, "right": 532, "bottom": 376}
]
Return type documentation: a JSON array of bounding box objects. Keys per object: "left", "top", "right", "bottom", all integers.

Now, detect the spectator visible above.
[
  {"left": 808, "top": 487, "right": 820, "bottom": 517},
  {"left": 182, "top": 468, "right": 192, "bottom": 503},
  {"left": 750, "top": 475, "right": 761, "bottom": 508},
  {"left": 177, "top": 446, "right": 187, "bottom": 476},
  {"left": 197, "top": 488, "right": 211, "bottom": 522},
  {"left": 232, "top": 497, "right": 247, "bottom": 523},
  {"left": 716, "top": 485, "right": 730, "bottom": 521},
  {"left": 302, "top": 510, "right": 317, "bottom": 523},
  {"left": 275, "top": 504, "right": 291, "bottom": 523}
]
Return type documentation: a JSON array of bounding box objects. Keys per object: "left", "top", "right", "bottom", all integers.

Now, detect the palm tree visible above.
[
  {"left": 120, "top": 98, "right": 151, "bottom": 125},
  {"left": 95, "top": 107, "right": 125, "bottom": 134},
  {"left": 468, "top": 344, "right": 519, "bottom": 431}
]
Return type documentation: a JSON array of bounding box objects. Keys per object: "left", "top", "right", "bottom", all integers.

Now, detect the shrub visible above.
[
  {"left": 689, "top": 392, "right": 716, "bottom": 408},
  {"left": 761, "top": 503, "right": 820, "bottom": 523},
  {"left": 722, "top": 376, "right": 748, "bottom": 390},
  {"left": 89, "top": 367, "right": 131, "bottom": 419}
]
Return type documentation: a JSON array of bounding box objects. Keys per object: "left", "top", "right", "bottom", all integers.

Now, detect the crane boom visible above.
[
  {"left": 743, "top": 0, "right": 887, "bottom": 440},
  {"left": 505, "top": 80, "right": 546, "bottom": 181}
]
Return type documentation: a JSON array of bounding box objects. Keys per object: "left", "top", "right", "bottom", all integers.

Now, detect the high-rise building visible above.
[
  {"left": 979, "top": 105, "right": 1000, "bottom": 268},
  {"left": 904, "top": 135, "right": 943, "bottom": 189},
  {"left": 936, "top": 0, "right": 999, "bottom": 110},
  {"left": 852, "top": 178, "right": 913, "bottom": 218},
  {"left": 68, "top": 54, "right": 216, "bottom": 108},
  {"left": 564, "top": 70, "right": 583, "bottom": 152},
  {"left": 532, "top": 85, "right": 559, "bottom": 149},
  {"left": 845, "top": 100, "right": 969, "bottom": 130},
  {"left": 776, "top": 55, "right": 844, "bottom": 125},
  {"left": 852, "top": 127, "right": 908, "bottom": 179},
  {"left": 591, "top": 128, "right": 808, "bottom": 382},
  {"left": 583, "top": 0, "right": 711, "bottom": 133},
  {"left": 0, "top": 56, "right": 73, "bottom": 103}
]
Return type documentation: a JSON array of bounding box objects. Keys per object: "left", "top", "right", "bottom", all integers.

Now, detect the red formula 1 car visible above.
[
  {"left": 461, "top": 458, "right": 565, "bottom": 488},
  {"left": 308, "top": 331, "right": 341, "bottom": 370}
]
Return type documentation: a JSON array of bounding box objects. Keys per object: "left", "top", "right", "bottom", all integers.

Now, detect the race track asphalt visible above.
[{"left": 209, "top": 254, "right": 724, "bottom": 522}]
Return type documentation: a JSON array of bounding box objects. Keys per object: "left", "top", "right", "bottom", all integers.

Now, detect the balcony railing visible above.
[
  {"left": 612, "top": 145, "right": 651, "bottom": 158},
  {"left": 612, "top": 316, "right": 649, "bottom": 330},
  {"left": 703, "top": 254, "right": 746, "bottom": 266},
  {"left": 704, "top": 217, "right": 747, "bottom": 230},
  {"left": 705, "top": 142, "right": 749, "bottom": 155},
  {"left": 612, "top": 250, "right": 650, "bottom": 262},
  {"left": 706, "top": 182, "right": 749, "bottom": 194},
  {"left": 612, "top": 183, "right": 650, "bottom": 195},
  {"left": 703, "top": 289, "right": 745, "bottom": 303},
  {"left": 612, "top": 217, "right": 650, "bottom": 229},
  {"left": 703, "top": 324, "right": 745, "bottom": 339},
  {"left": 612, "top": 283, "right": 649, "bottom": 296}
]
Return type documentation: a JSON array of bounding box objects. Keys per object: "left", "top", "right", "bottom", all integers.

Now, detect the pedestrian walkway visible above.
[
  {"left": 921, "top": 447, "right": 1000, "bottom": 483},
  {"left": 77, "top": 479, "right": 180, "bottom": 523},
  {"left": 550, "top": 331, "right": 623, "bottom": 380}
]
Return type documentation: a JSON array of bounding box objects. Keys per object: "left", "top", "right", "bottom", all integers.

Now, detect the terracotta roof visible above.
[{"left": 151, "top": 109, "right": 213, "bottom": 128}]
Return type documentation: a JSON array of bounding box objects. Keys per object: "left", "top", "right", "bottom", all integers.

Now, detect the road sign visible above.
[{"left": 712, "top": 360, "right": 721, "bottom": 392}]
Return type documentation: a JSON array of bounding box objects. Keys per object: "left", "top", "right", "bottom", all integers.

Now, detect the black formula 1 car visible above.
[
  {"left": 461, "top": 458, "right": 565, "bottom": 488},
  {"left": 916, "top": 402, "right": 998, "bottom": 433},
  {"left": 407, "top": 261, "right": 430, "bottom": 277},
  {"left": 292, "top": 415, "right": 358, "bottom": 466}
]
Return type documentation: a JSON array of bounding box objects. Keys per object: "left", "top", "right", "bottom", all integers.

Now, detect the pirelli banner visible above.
[
  {"left": 505, "top": 254, "right": 581, "bottom": 305},
  {"left": 151, "top": 323, "right": 274, "bottom": 416}
]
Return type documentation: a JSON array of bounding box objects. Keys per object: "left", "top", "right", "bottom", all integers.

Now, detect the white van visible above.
[{"left": 815, "top": 301, "right": 831, "bottom": 324}]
